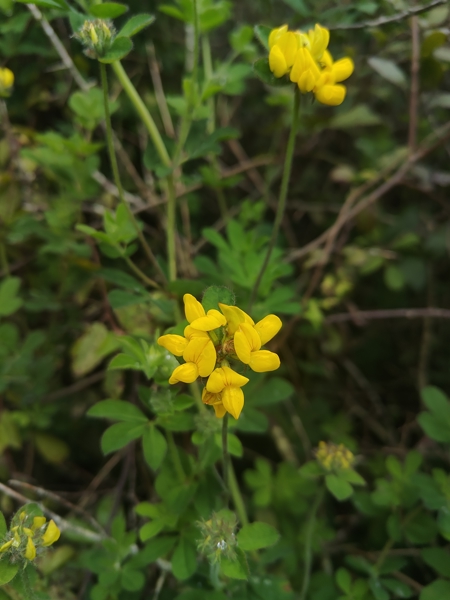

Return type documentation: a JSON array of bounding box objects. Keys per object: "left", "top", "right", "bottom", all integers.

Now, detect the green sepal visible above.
[{"left": 253, "top": 58, "right": 292, "bottom": 87}]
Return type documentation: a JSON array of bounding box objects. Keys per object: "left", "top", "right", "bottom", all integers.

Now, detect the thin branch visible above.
[
  {"left": 325, "top": 307, "right": 450, "bottom": 325},
  {"left": 329, "top": 0, "right": 446, "bottom": 30},
  {"left": 42, "top": 370, "right": 106, "bottom": 403},
  {"left": 147, "top": 42, "right": 175, "bottom": 138},
  {"left": 408, "top": 16, "right": 420, "bottom": 151}
]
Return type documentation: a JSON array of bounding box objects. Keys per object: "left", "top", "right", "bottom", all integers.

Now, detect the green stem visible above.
[
  {"left": 222, "top": 414, "right": 230, "bottom": 505},
  {"left": 123, "top": 255, "right": 159, "bottom": 289},
  {"left": 228, "top": 463, "right": 249, "bottom": 526},
  {"left": 248, "top": 88, "right": 301, "bottom": 311},
  {"left": 192, "top": 0, "right": 200, "bottom": 92},
  {"left": 166, "top": 431, "right": 185, "bottom": 482},
  {"left": 21, "top": 567, "right": 36, "bottom": 600},
  {"left": 299, "top": 486, "right": 324, "bottom": 600},
  {"left": 100, "top": 63, "right": 164, "bottom": 282},
  {"left": 202, "top": 35, "right": 214, "bottom": 134},
  {"left": 167, "top": 175, "right": 177, "bottom": 282},
  {"left": 111, "top": 61, "right": 170, "bottom": 167}
]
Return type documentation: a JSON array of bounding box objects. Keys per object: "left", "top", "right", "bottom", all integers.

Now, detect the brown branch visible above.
[
  {"left": 326, "top": 307, "right": 450, "bottom": 325},
  {"left": 329, "top": 0, "right": 446, "bottom": 30},
  {"left": 42, "top": 370, "right": 106, "bottom": 403}
]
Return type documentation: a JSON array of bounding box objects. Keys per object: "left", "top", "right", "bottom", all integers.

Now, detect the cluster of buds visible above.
[
  {"left": 268, "top": 24, "right": 354, "bottom": 106},
  {"left": 158, "top": 294, "right": 282, "bottom": 420},
  {"left": 74, "top": 19, "right": 115, "bottom": 59},
  {"left": 316, "top": 441, "right": 355, "bottom": 471},
  {"left": 0, "top": 67, "right": 14, "bottom": 98},
  {"left": 0, "top": 511, "right": 60, "bottom": 563},
  {"left": 197, "top": 512, "right": 238, "bottom": 564}
]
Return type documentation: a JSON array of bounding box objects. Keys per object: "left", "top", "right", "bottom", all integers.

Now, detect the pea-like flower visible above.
[
  {"left": 0, "top": 67, "right": 14, "bottom": 98},
  {"left": 0, "top": 512, "right": 60, "bottom": 563},
  {"left": 267, "top": 23, "right": 353, "bottom": 106},
  {"left": 169, "top": 337, "right": 216, "bottom": 384},
  {"left": 205, "top": 366, "right": 249, "bottom": 420},
  {"left": 41, "top": 520, "right": 61, "bottom": 546}
]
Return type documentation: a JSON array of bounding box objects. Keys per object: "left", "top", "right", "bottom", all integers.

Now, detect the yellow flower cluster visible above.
[
  {"left": 0, "top": 67, "right": 14, "bottom": 98},
  {"left": 268, "top": 24, "right": 354, "bottom": 106},
  {"left": 158, "top": 294, "right": 282, "bottom": 420},
  {"left": 0, "top": 512, "right": 60, "bottom": 561},
  {"left": 316, "top": 441, "right": 355, "bottom": 471}
]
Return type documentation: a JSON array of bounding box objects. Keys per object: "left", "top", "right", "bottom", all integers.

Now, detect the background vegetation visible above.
[{"left": 1, "top": 0, "right": 450, "bottom": 599}]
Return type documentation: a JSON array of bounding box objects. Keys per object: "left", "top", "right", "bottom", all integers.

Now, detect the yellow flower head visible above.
[
  {"left": 205, "top": 366, "right": 249, "bottom": 420},
  {"left": 169, "top": 337, "right": 216, "bottom": 384},
  {"left": 0, "top": 67, "right": 14, "bottom": 97},
  {"left": 24, "top": 536, "right": 36, "bottom": 561},
  {"left": 316, "top": 441, "right": 355, "bottom": 471},
  {"left": 41, "top": 520, "right": 61, "bottom": 547}
]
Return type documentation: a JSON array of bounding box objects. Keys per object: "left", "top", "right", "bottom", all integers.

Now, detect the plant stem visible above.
[
  {"left": 192, "top": 0, "right": 200, "bottom": 92},
  {"left": 21, "top": 567, "right": 36, "bottom": 600},
  {"left": 166, "top": 431, "right": 185, "bottom": 482},
  {"left": 248, "top": 88, "right": 301, "bottom": 311},
  {"left": 100, "top": 63, "right": 164, "bottom": 282},
  {"left": 228, "top": 463, "right": 249, "bottom": 526},
  {"left": 222, "top": 413, "right": 230, "bottom": 504},
  {"left": 299, "top": 486, "right": 324, "bottom": 600},
  {"left": 123, "top": 255, "right": 159, "bottom": 289}
]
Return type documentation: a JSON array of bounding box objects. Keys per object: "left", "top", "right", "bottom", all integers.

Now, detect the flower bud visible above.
[
  {"left": 74, "top": 19, "right": 116, "bottom": 59},
  {"left": 316, "top": 441, "right": 355, "bottom": 471},
  {"left": 0, "top": 67, "right": 14, "bottom": 98},
  {"left": 197, "top": 511, "right": 237, "bottom": 564}
]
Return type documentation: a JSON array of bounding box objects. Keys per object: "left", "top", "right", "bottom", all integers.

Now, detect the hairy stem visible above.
[
  {"left": 228, "top": 463, "right": 249, "bottom": 526},
  {"left": 248, "top": 88, "right": 301, "bottom": 310},
  {"left": 299, "top": 487, "right": 324, "bottom": 600}
]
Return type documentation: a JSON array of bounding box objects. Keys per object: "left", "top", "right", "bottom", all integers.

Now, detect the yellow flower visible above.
[
  {"left": 218, "top": 303, "right": 254, "bottom": 335},
  {"left": 254, "top": 314, "right": 282, "bottom": 345},
  {"left": 169, "top": 337, "right": 216, "bottom": 384},
  {"left": 316, "top": 441, "right": 355, "bottom": 471},
  {"left": 183, "top": 293, "right": 227, "bottom": 332},
  {"left": 269, "top": 30, "right": 300, "bottom": 78},
  {"left": 314, "top": 51, "right": 354, "bottom": 106},
  {"left": 41, "top": 520, "right": 60, "bottom": 547},
  {"left": 0, "top": 539, "right": 13, "bottom": 553},
  {"left": 0, "top": 67, "right": 14, "bottom": 94},
  {"left": 234, "top": 322, "right": 280, "bottom": 373},
  {"left": 202, "top": 388, "right": 227, "bottom": 418},
  {"left": 24, "top": 536, "right": 36, "bottom": 561},
  {"left": 268, "top": 24, "right": 288, "bottom": 49},
  {"left": 206, "top": 366, "right": 249, "bottom": 420},
  {"left": 305, "top": 24, "right": 330, "bottom": 61},
  {"left": 32, "top": 516, "right": 47, "bottom": 531},
  {"left": 290, "top": 47, "right": 321, "bottom": 93}
]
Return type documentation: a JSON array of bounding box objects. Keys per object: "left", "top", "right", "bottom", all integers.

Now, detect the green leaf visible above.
[
  {"left": 253, "top": 58, "right": 292, "bottom": 87},
  {"left": 101, "top": 421, "right": 147, "bottom": 454},
  {"left": 325, "top": 474, "right": 354, "bottom": 501},
  {"left": 118, "top": 14, "right": 155, "bottom": 37},
  {"left": 90, "top": 2, "right": 128, "bottom": 18},
  {"left": 237, "top": 522, "right": 279, "bottom": 551},
  {"left": 420, "top": 580, "right": 450, "bottom": 600},
  {"left": 108, "top": 353, "right": 143, "bottom": 371},
  {"left": 368, "top": 57, "right": 407, "bottom": 88},
  {"left": 339, "top": 469, "right": 366, "bottom": 486},
  {"left": 421, "top": 386, "right": 450, "bottom": 417},
  {"left": 382, "top": 578, "right": 413, "bottom": 598},
  {"left": 121, "top": 567, "right": 145, "bottom": 592},
  {"left": 421, "top": 547, "right": 450, "bottom": 577},
  {"left": 99, "top": 37, "right": 133, "bottom": 64},
  {"left": 0, "top": 512, "right": 6, "bottom": 538},
  {"left": 139, "top": 520, "right": 165, "bottom": 541},
  {"left": 34, "top": 433, "right": 69, "bottom": 464},
  {"left": 384, "top": 265, "right": 405, "bottom": 291},
  {"left": 422, "top": 32, "right": 447, "bottom": 57},
  {"left": 201, "top": 286, "right": 235, "bottom": 312},
  {"left": 88, "top": 400, "right": 148, "bottom": 423},
  {"left": 221, "top": 548, "right": 249, "bottom": 580},
  {"left": 254, "top": 25, "right": 271, "bottom": 50},
  {"left": 0, "top": 276, "right": 23, "bottom": 316},
  {"left": 214, "top": 432, "right": 243, "bottom": 457},
  {"left": 0, "top": 562, "right": 19, "bottom": 585},
  {"left": 71, "top": 322, "right": 120, "bottom": 377},
  {"left": 329, "top": 104, "right": 382, "bottom": 129},
  {"left": 171, "top": 538, "right": 198, "bottom": 580},
  {"left": 142, "top": 425, "right": 167, "bottom": 470},
  {"left": 16, "top": 0, "right": 67, "bottom": 8},
  {"left": 336, "top": 568, "right": 352, "bottom": 594}
]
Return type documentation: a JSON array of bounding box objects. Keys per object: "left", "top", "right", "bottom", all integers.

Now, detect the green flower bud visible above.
[{"left": 74, "top": 19, "right": 116, "bottom": 59}]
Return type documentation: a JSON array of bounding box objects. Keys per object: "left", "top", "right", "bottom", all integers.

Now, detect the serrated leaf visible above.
[
  {"left": 253, "top": 58, "right": 292, "bottom": 87},
  {"left": 118, "top": 14, "right": 155, "bottom": 37},
  {"left": 101, "top": 421, "right": 146, "bottom": 454},
  {"left": 88, "top": 400, "right": 147, "bottom": 423},
  {"left": 142, "top": 425, "right": 167, "bottom": 470},
  {"left": 90, "top": 2, "right": 128, "bottom": 18},
  {"left": 99, "top": 37, "right": 133, "bottom": 64},
  {"left": 237, "top": 522, "right": 279, "bottom": 551}
]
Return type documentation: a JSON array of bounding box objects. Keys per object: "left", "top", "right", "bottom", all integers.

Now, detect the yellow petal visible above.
[
  {"left": 218, "top": 304, "right": 254, "bottom": 334},
  {"left": 290, "top": 47, "right": 319, "bottom": 86},
  {"left": 32, "top": 517, "right": 47, "bottom": 531},
  {"left": 206, "top": 368, "right": 226, "bottom": 394},
  {"left": 0, "top": 68, "right": 14, "bottom": 89},
  {"left": 298, "top": 69, "right": 317, "bottom": 93},
  {"left": 235, "top": 323, "right": 261, "bottom": 364},
  {"left": 183, "top": 294, "right": 205, "bottom": 323},
  {"left": 202, "top": 387, "right": 222, "bottom": 405},
  {"left": 23, "top": 528, "right": 33, "bottom": 537},
  {"left": 269, "top": 45, "right": 288, "bottom": 78},
  {"left": 308, "top": 24, "right": 329, "bottom": 60},
  {"left": 0, "top": 539, "right": 13, "bottom": 553},
  {"left": 184, "top": 337, "right": 214, "bottom": 365},
  {"left": 190, "top": 309, "right": 227, "bottom": 331},
  {"left": 41, "top": 520, "right": 60, "bottom": 547},
  {"left": 197, "top": 340, "right": 217, "bottom": 378},
  {"left": 24, "top": 537, "right": 36, "bottom": 560},
  {"left": 169, "top": 362, "right": 199, "bottom": 384},
  {"left": 314, "top": 84, "right": 346, "bottom": 106},
  {"left": 332, "top": 57, "right": 354, "bottom": 82},
  {"left": 254, "top": 315, "right": 282, "bottom": 345},
  {"left": 184, "top": 325, "right": 209, "bottom": 341},
  {"left": 213, "top": 402, "right": 227, "bottom": 418},
  {"left": 321, "top": 49, "right": 333, "bottom": 68},
  {"left": 248, "top": 350, "right": 280, "bottom": 373},
  {"left": 269, "top": 24, "right": 288, "bottom": 49},
  {"left": 221, "top": 366, "right": 249, "bottom": 388},
  {"left": 157, "top": 334, "right": 188, "bottom": 357},
  {"left": 222, "top": 387, "right": 245, "bottom": 420},
  {"left": 276, "top": 32, "right": 299, "bottom": 68}
]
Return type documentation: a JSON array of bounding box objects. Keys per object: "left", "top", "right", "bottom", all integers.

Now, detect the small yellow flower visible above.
[
  {"left": 24, "top": 536, "right": 36, "bottom": 561},
  {"left": 305, "top": 24, "right": 330, "bottom": 61},
  {"left": 234, "top": 322, "right": 280, "bottom": 372},
  {"left": 0, "top": 67, "right": 14, "bottom": 92},
  {"left": 206, "top": 366, "right": 249, "bottom": 420},
  {"left": 218, "top": 303, "right": 254, "bottom": 335},
  {"left": 169, "top": 337, "right": 216, "bottom": 384},
  {"left": 269, "top": 31, "right": 299, "bottom": 78},
  {"left": 316, "top": 441, "right": 355, "bottom": 471},
  {"left": 290, "top": 47, "right": 321, "bottom": 93},
  {"left": 202, "top": 388, "right": 227, "bottom": 418},
  {"left": 0, "top": 539, "right": 13, "bottom": 553},
  {"left": 41, "top": 520, "right": 60, "bottom": 547},
  {"left": 32, "top": 516, "right": 47, "bottom": 531},
  {"left": 314, "top": 51, "right": 354, "bottom": 106}
]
